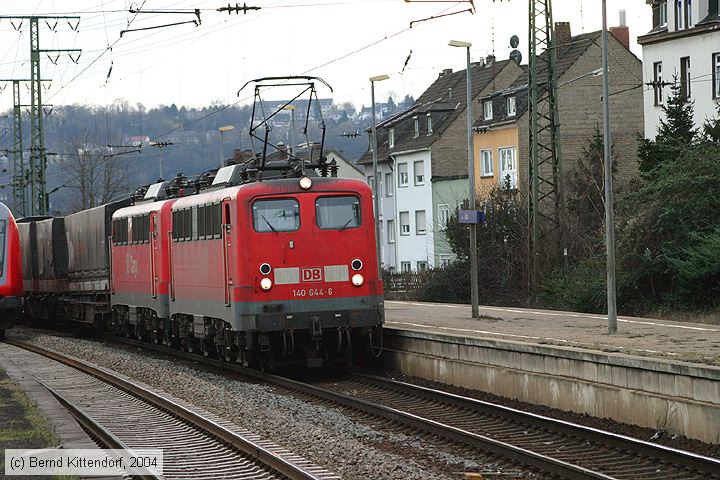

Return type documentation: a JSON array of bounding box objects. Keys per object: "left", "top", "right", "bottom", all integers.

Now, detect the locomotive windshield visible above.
[
  {"left": 316, "top": 196, "right": 361, "bottom": 230},
  {"left": 252, "top": 198, "right": 300, "bottom": 232},
  {"left": 0, "top": 220, "right": 5, "bottom": 276}
]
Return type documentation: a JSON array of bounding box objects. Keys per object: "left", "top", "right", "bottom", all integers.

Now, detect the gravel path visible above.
[{"left": 9, "top": 327, "right": 536, "bottom": 480}]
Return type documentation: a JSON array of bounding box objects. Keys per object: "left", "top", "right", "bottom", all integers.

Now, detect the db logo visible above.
[{"left": 301, "top": 267, "right": 323, "bottom": 283}]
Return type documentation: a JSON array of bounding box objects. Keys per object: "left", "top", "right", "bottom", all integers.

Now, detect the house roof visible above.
[
  {"left": 357, "top": 59, "right": 514, "bottom": 165},
  {"left": 474, "top": 31, "right": 602, "bottom": 129}
]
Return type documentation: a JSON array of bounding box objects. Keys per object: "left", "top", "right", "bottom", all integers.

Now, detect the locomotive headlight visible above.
[
  {"left": 260, "top": 277, "right": 273, "bottom": 291},
  {"left": 351, "top": 258, "right": 363, "bottom": 271},
  {"left": 351, "top": 274, "right": 364, "bottom": 287},
  {"left": 299, "top": 176, "right": 312, "bottom": 190},
  {"left": 259, "top": 263, "right": 272, "bottom": 275}
]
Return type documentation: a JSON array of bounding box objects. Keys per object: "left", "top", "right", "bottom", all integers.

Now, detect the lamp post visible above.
[
  {"left": 449, "top": 39, "right": 479, "bottom": 319},
  {"left": 370, "top": 74, "right": 389, "bottom": 276},
  {"left": 218, "top": 125, "right": 234, "bottom": 168},
  {"left": 601, "top": 0, "right": 617, "bottom": 334}
]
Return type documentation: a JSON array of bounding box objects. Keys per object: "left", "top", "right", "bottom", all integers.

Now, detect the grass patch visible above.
[
  {"left": 0, "top": 374, "right": 61, "bottom": 475},
  {"left": 0, "top": 378, "right": 58, "bottom": 445}
]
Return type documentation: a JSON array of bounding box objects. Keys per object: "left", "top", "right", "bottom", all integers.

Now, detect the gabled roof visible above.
[
  {"left": 474, "top": 31, "right": 602, "bottom": 129},
  {"left": 358, "top": 59, "right": 515, "bottom": 165}
]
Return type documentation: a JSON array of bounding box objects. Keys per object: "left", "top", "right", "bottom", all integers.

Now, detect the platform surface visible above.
[{"left": 385, "top": 301, "right": 720, "bottom": 366}]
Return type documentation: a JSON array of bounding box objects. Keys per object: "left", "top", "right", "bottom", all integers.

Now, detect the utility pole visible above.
[
  {"left": 601, "top": 0, "right": 618, "bottom": 334},
  {"left": 0, "top": 15, "right": 81, "bottom": 215},
  {"left": 0, "top": 78, "right": 48, "bottom": 217},
  {"left": 10, "top": 81, "right": 26, "bottom": 217},
  {"left": 527, "top": 0, "right": 562, "bottom": 286}
]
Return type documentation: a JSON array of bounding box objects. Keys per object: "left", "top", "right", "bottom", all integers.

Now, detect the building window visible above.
[
  {"left": 387, "top": 219, "right": 395, "bottom": 243},
  {"left": 714, "top": 53, "right": 720, "bottom": 99},
  {"left": 680, "top": 56, "right": 691, "bottom": 101},
  {"left": 659, "top": 1, "right": 667, "bottom": 26},
  {"left": 389, "top": 128, "right": 395, "bottom": 148},
  {"left": 400, "top": 211, "right": 410, "bottom": 235},
  {"left": 506, "top": 96, "right": 516, "bottom": 116},
  {"left": 480, "top": 149, "right": 493, "bottom": 176},
  {"left": 417, "top": 261, "right": 428, "bottom": 272},
  {"left": 653, "top": 62, "right": 664, "bottom": 105},
  {"left": 400, "top": 261, "right": 411, "bottom": 273},
  {"left": 439, "top": 254, "right": 451, "bottom": 267},
  {"left": 675, "top": 0, "right": 691, "bottom": 30},
  {"left": 414, "top": 161, "right": 424, "bottom": 185},
  {"left": 426, "top": 113, "right": 433, "bottom": 134},
  {"left": 483, "top": 101, "right": 493, "bottom": 120},
  {"left": 413, "top": 116, "right": 419, "bottom": 137},
  {"left": 385, "top": 172, "right": 393, "bottom": 196},
  {"left": 367, "top": 176, "right": 375, "bottom": 197},
  {"left": 398, "top": 163, "right": 408, "bottom": 187},
  {"left": 438, "top": 204, "right": 450, "bottom": 231},
  {"left": 415, "top": 210, "right": 426, "bottom": 235},
  {"left": 499, "top": 147, "right": 517, "bottom": 189}
]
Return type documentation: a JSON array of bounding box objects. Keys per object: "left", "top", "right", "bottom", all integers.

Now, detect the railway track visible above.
[
  {"left": 102, "top": 335, "right": 720, "bottom": 480},
  {"left": 2, "top": 340, "right": 337, "bottom": 480}
]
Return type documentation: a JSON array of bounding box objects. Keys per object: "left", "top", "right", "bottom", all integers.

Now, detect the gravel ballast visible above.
[{"left": 10, "top": 327, "right": 536, "bottom": 480}]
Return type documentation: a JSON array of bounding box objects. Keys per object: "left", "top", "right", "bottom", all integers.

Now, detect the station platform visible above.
[
  {"left": 381, "top": 301, "right": 720, "bottom": 444},
  {"left": 385, "top": 300, "right": 720, "bottom": 365}
]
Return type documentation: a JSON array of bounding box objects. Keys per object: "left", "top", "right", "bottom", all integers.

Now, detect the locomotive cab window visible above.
[
  {"left": 316, "top": 196, "right": 361, "bottom": 230},
  {"left": 252, "top": 198, "right": 300, "bottom": 232}
]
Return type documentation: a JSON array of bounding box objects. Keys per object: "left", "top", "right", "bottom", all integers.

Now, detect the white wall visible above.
[
  {"left": 642, "top": 30, "right": 720, "bottom": 139},
  {"left": 393, "top": 150, "right": 434, "bottom": 271},
  {"left": 361, "top": 161, "right": 396, "bottom": 269}
]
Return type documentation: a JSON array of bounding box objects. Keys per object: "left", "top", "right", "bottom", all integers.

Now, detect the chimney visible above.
[
  {"left": 485, "top": 54, "right": 495, "bottom": 66},
  {"left": 439, "top": 68, "right": 453, "bottom": 78},
  {"left": 554, "top": 22, "right": 571, "bottom": 46},
  {"left": 610, "top": 9, "right": 630, "bottom": 49}
]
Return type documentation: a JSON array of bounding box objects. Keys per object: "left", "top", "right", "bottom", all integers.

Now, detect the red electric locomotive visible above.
[
  {"left": 110, "top": 167, "right": 384, "bottom": 368},
  {"left": 110, "top": 183, "right": 177, "bottom": 342},
  {"left": 0, "top": 202, "right": 23, "bottom": 339}
]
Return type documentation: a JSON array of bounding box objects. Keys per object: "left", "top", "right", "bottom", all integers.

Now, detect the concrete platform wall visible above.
[{"left": 384, "top": 328, "right": 720, "bottom": 444}]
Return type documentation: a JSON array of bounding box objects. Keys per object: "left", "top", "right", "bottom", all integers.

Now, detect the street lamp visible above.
[
  {"left": 557, "top": 68, "right": 603, "bottom": 88},
  {"left": 218, "top": 125, "right": 234, "bottom": 168},
  {"left": 449, "top": 39, "right": 480, "bottom": 319},
  {"left": 601, "top": 0, "right": 617, "bottom": 333},
  {"left": 369, "top": 74, "right": 389, "bottom": 276}
]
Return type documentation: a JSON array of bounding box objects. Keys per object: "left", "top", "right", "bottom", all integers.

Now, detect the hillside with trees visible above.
[{"left": 0, "top": 95, "right": 414, "bottom": 213}]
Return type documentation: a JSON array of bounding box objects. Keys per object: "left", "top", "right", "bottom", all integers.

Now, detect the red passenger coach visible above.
[
  {"left": 165, "top": 167, "right": 384, "bottom": 368},
  {"left": 0, "top": 202, "right": 23, "bottom": 339}
]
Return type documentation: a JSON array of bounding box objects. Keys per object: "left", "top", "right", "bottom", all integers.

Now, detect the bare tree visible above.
[{"left": 57, "top": 132, "right": 128, "bottom": 212}]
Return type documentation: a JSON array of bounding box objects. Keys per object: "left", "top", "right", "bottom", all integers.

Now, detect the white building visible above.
[{"left": 638, "top": 0, "right": 720, "bottom": 138}]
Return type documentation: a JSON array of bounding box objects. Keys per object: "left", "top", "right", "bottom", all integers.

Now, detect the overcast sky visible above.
[{"left": 0, "top": 0, "right": 652, "bottom": 113}]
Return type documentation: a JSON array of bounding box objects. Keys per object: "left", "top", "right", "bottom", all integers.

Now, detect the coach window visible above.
[
  {"left": 316, "top": 196, "right": 361, "bottom": 230},
  {"left": 184, "top": 209, "right": 193, "bottom": 241},
  {"left": 0, "top": 220, "right": 6, "bottom": 275},
  {"left": 253, "top": 198, "right": 300, "bottom": 232}
]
